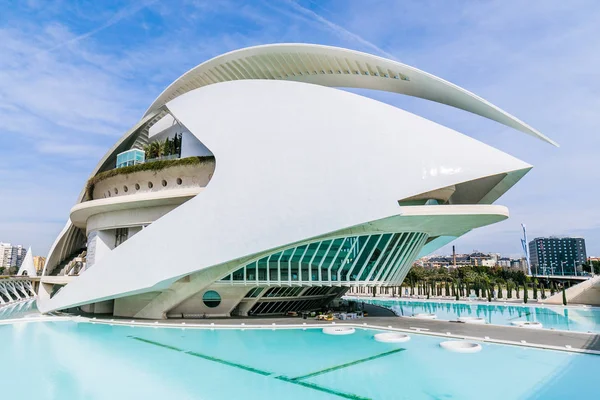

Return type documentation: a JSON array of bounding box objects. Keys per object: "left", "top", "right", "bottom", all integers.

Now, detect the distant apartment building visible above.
[
  {"left": 421, "top": 253, "right": 527, "bottom": 271},
  {"left": 498, "top": 257, "right": 511, "bottom": 268},
  {"left": 33, "top": 256, "right": 46, "bottom": 274},
  {"left": 0, "top": 243, "right": 27, "bottom": 271},
  {"left": 511, "top": 258, "right": 528, "bottom": 272},
  {"left": 528, "top": 237, "right": 587, "bottom": 275},
  {"left": 469, "top": 252, "right": 496, "bottom": 267}
]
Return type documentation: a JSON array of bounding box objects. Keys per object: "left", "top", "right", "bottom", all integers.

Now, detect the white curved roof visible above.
[
  {"left": 40, "top": 80, "right": 531, "bottom": 313},
  {"left": 145, "top": 43, "right": 556, "bottom": 146}
]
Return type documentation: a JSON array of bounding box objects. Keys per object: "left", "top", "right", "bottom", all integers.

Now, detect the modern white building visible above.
[{"left": 37, "top": 44, "right": 555, "bottom": 319}]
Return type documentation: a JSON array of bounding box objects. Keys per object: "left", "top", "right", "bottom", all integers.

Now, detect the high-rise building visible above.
[
  {"left": 10, "top": 245, "right": 26, "bottom": 268},
  {"left": 0, "top": 243, "right": 10, "bottom": 268},
  {"left": 0, "top": 243, "right": 27, "bottom": 271},
  {"left": 529, "top": 237, "right": 587, "bottom": 275},
  {"left": 33, "top": 256, "right": 46, "bottom": 274}
]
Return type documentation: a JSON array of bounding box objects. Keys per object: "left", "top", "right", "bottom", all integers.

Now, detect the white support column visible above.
[
  {"left": 393, "top": 234, "right": 429, "bottom": 285},
  {"left": 338, "top": 236, "right": 362, "bottom": 281},
  {"left": 25, "top": 280, "right": 37, "bottom": 296},
  {"left": 318, "top": 240, "right": 334, "bottom": 283},
  {"left": 327, "top": 238, "right": 348, "bottom": 283},
  {"left": 288, "top": 247, "right": 299, "bottom": 285},
  {"left": 367, "top": 234, "right": 401, "bottom": 283},
  {"left": 7, "top": 282, "right": 22, "bottom": 300},
  {"left": 306, "top": 242, "right": 323, "bottom": 284},
  {"left": 297, "top": 245, "right": 310, "bottom": 283},
  {"left": 387, "top": 233, "right": 421, "bottom": 283},
  {"left": 348, "top": 235, "right": 384, "bottom": 281},
  {"left": 15, "top": 282, "right": 30, "bottom": 299},
  {"left": 378, "top": 233, "right": 412, "bottom": 283},
  {"left": 0, "top": 283, "right": 14, "bottom": 302},
  {"left": 390, "top": 233, "right": 427, "bottom": 283}
]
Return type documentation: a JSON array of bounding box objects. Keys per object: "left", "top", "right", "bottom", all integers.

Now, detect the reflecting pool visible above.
[
  {"left": 348, "top": 297, "right": 600, "bottom": 333},
  {"left": 1, "top": 313, "right": 598, "bottom": 399}
]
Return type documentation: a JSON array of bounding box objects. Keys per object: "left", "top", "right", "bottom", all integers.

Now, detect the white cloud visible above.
[
  {"left": 38, "top": 0, "right": 160, "bottom": 55},
  {"left": 281, "top": 0, "right": 398, "bottom": 60}
]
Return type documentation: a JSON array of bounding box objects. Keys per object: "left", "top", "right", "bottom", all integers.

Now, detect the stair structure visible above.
[{"left": 543, "top": 275, "right": 600, "bottom": 306}]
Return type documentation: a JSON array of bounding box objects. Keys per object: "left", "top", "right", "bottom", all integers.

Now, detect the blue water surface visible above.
[
  {"left": 349, "top": 297, "right": 600, "bottom": 333},
  {"left": 0, "top": 302, "right": 599, "bottom": 399}
]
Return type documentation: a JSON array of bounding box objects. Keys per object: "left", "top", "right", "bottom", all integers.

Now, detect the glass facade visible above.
[
  {"left": 116, "top": 149, "right": 145, "bottom": 168},
  {"left": 220, "top": 232, "right": 428, "bottom": 286},
  {"left": 249, "top": 297, "right": 334, "bottom": 315},
  {"left": 529, "top": 237, "right": 587, "bottom": 275}
]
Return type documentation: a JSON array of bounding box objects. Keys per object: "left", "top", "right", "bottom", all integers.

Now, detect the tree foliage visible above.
[
  {"left": 143, "top": 133, "right": 182, "bottom": 159},
  {"left": 403, "top": 265, "right": 529, "bottom": 301}
]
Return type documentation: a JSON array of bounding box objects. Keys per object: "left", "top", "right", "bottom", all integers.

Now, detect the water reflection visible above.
[
  {"left": 0, "top": 299, "right": 37, "bottom": 320},
  {"left": 355, "top": 297, "right": 600, "bottom": 333}
]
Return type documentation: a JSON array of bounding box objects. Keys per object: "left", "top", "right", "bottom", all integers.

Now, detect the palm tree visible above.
[
  {"left": 498, "top": 279, "right": 504, "bottom": 299},
  {"left": 506, "top": 279, "right": 515, "bottom": 299},
  {"left": 480, "top": 274, "right": 492, "bottom": 302},
  {"left": 143, "top": 144, "right": 152, "bottom": 159},
  {"left": 455, "top": 280, "right": 460, "bottom": 300}
]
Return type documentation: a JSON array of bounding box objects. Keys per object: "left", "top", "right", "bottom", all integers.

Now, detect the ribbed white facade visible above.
[{"left": 37, "top": 44, "right": 553, "bottom": 319}]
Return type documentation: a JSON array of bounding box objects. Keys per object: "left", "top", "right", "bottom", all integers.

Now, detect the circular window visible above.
[
  {"left": 176, "top": 178, "right": 182, "bottom": 185},
  {"left": 123, "top": 185, "right": 128, "bottom": 192},
  {"left": 162, "top": 179, "right": 167, "bottom": 187},
  {"left": 148, "top": 182, "right": 153, "bottom": 189},
  {"left": 114, "top": 188, "right": 118, "bottom": 194},
  {"left": 135, "top": 183, "right": 140, "bottom": 190},
  {"left": 202, "top": 290, "right": 221, "bottom": 308}
]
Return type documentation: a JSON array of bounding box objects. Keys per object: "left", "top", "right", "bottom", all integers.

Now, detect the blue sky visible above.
[{"left": 1, "top": 0, "right": 599, "bottom": 258}]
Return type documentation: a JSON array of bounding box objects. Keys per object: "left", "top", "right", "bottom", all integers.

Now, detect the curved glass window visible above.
[{"left": 202, "top": 290, "right": 221, "bottom": 308}]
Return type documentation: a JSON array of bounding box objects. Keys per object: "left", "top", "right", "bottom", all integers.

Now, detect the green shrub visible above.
[{"left": 540, "top": 283, "right": 546, "bottom": 300}]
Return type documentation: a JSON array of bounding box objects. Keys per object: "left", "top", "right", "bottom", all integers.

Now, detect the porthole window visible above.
[
  {"left": 162, "top": 179, "right": 167, "bottom": 187},
  {"left": 148, "top": 182, "right": 153, "bottom": 189},
  {"left": 176, "top": 178, "right": 182, "bottom": 185},
  {"left": 135, "top": 183, "right": 140, "bottom": 190},
  {"left": 123, "top": 185, "right": 128, "bottom": 192},
  {"left": 114, "top": 188, "right": 118, "bottom": 194},
  {"left": 202, "top": 290, "right": 221, "bottom": 308}
]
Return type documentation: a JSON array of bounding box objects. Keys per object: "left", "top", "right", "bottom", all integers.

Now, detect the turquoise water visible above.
[
  {"left": 1, "top": 305, "right": 599, "bottom": 399},
  {"left": 350, "top": 297, "right": 600, "bottom": 333}
]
